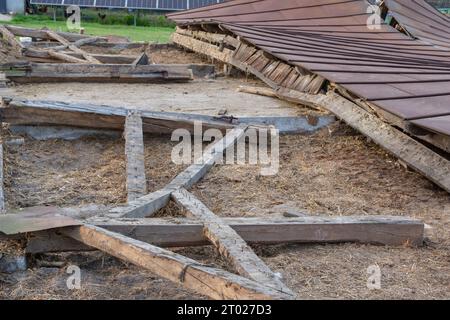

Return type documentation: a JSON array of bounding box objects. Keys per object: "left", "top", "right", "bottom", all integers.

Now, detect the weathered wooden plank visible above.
[
  {"left": 0, "top": 98, "right": 235, "bottom": 134},
  {"left": 23, "top": 47, "right": 138, "bottom": 64},
  {"left": 61, "top": 224, "right": 292, "bottom": 300},
  {"left": 4, "top": 25, "right": 104, "bottom": 42},
  {"left": 167, "top": 125, "right": 247, "bottom": 190},
  {"left": 110, "top": 188, "right": 172, "bottom": 219},
  {"left": 172, "top": 188, "right": 294, "bottom": 296},
  {"left": 46, "top": 30, "right": 102, "bottom": 64},
  {"left": 124, "top": 112, "right": 147, "bottom": 202},
  {"left": 171, "top": 33, "right": 233, "bottom": 64},
  {"left": 25, "top": 215, "right": 425, "bottom": 254},
  {"left": 4, "top": 63, "right": 193, "bottom": 83},
  {"left": 47, "top": 50, "right": 88, "bottom": 64}
]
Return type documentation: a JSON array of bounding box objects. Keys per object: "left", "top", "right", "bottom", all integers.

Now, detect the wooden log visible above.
[
  {"left": 124, "top": 112, "right": 147, "bottom": 202},
  {"left": 61, "top": 224, "right": 292, "bottom": 300},
  {"left": 172, "top": 188, "right": 294, "bottom": 296},
  {"left": 24, "top": 215, "right": 425, "bottom": 253},
  {"left": 46, "top": 30, "right": 101, "bottom": 64}
]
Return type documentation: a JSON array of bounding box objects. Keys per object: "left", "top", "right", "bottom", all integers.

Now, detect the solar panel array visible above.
[{"left": 30, "top": 0, "right": 223, "bottom": 10}]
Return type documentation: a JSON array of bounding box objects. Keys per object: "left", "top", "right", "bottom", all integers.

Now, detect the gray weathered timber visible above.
[
  {"left": 172, "top": 188, "right": 295, "bottom": 296},
  {"left": 124, "top": 112, "right": 147, "bottom": 202},
  {"left": 22, "top": 215, "right": 425, "bottom": 253},
  {"left": 0, "top": 98, "right": 236, "bottom": 134},
  {"left": 4, "top": 25, "right": 105, "bottom": 43},
  {"left": 3, "top": 63, "right": 193, "bottom": 83},
  {"left": 61, "top": 224, "right": 293, "bottom": 300},
  {"left": 110, "top": 188, "right": 173, "bottom": 219}
]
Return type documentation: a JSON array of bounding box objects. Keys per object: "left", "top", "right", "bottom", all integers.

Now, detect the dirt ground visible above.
[{"left": 1, "top": 45, "right": 449, "bottom": 300}]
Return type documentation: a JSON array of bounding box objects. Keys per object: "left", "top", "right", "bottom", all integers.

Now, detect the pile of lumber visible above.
[{"left": 0, "top": 25, "right": 216, "bottom": 83}]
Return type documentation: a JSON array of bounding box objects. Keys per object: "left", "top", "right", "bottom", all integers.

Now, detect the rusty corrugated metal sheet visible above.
[{"left": 168, "top": 0, "right": 450, "bottom": 136}]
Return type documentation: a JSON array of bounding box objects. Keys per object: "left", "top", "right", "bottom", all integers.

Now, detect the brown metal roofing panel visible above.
[
  {"left": 411, "top": 115, "right": 450, "bottom": 136},
  {"left": 384, "top": 0, "right": 450, "bottom": 49},
  {"left": 168, "top": 0, "right": 450, "bottom": 134}
]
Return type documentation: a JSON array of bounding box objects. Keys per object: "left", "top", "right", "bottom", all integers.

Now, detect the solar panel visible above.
[
  {"left": 95, "top": 0, "right": 127, "bottom": 8},
  {"left": 30, "top": 0, "right": 63, "bottom": 5},
  {"left": 63, "top": 0, "right": 95, "bottom": 6},
  {"left": 30, "top": 0, "right": 224, "bottom": 10},
  {"left": 127, "top": 0, "right": 159, "bottom": 10}
]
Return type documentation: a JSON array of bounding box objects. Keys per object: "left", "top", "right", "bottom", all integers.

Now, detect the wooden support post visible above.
[
  {"left": 61, "top": 224, "right": 293, "bottom": 300},
  {"left": 124, "top": 111, "right": 147, "bottom": 202},
  {"left": 172, "top": 188, "right": 295, "bottom": 297},
  {"left": 46, "top": 30, "right": 102, "bottom": 64}
]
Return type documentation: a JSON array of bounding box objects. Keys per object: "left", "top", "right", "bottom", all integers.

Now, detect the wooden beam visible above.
[
  {"left": 0, "top": 25, "right": 24, "bottom": 54},
  {"left": 61, "top": 224, "right": 293, "bottom": 300},
  {"left": 23, "top": 47, "right": 139, "bottom": 64},
  {"left": 51, "top": 37, "right": 103, "bottom": 51},
  {"left": 24, "top": 215, "right": 425, "bottom": 253},
  {"left": 4, "top": 25, "right": 104, "bottom": 42},
  {"left": 124, "top": 112, "right": 147, "bottom": 202},
  {"left": 45, "top": 30, "right": 102, "bottom": 64},
  {"left": 47, "top": 49, "right": 89, "bottom": 64},
  {"left": 110, "top": 188, "right": 172, "bottom": 219},
  {"left": 172, "top": 188, "right": 294, "bottom": 296},
  {"left": 3, "top": 63, "right": 193, "bottom": 83},
  {"left": 0, "top": 98, "right": 235, "bottom": 135}
]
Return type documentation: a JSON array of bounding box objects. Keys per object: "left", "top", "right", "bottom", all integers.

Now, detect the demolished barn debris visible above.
[{"left": 168, "top": 0, "right": 450, "bottom": 192}]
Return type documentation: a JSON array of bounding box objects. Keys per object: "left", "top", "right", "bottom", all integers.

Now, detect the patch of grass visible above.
[{"left": 5, "top": 15, "right": 174, "bottom": 43}]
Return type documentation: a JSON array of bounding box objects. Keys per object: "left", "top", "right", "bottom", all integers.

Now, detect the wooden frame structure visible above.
[{"left": 0, "top": 99, "right": 425, "bottom": 300}]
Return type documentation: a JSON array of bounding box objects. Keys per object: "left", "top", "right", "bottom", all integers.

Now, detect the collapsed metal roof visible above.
[{"left": 168, "top": 0, "right": 450, "bottom": 137}]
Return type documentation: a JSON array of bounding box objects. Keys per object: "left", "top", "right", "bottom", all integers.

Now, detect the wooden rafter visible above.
[
  {"left": 172, "top": 188, "right": 295, "bottom": 296},
  {"left": 60, "top": 224, "right": 294, "bottom": 300}
]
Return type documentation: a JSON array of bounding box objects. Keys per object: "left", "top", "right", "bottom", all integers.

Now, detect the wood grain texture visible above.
[
  {"left": 61, "top": 224, "right": 293, "bottom": 300},
  {"left": 124, "top": 112, "right": 147, "bottom": 202},
  {"left": 172, "top": 188, "right": 295, "bottom": 296}
]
